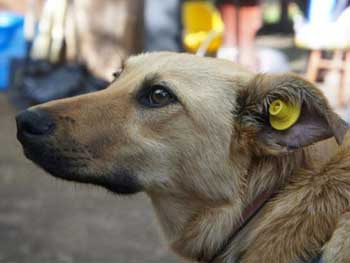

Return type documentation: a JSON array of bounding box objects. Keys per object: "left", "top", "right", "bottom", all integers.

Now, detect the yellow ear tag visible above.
[{"left": 269, "top": 99, "right": 301, "bottom": 130}]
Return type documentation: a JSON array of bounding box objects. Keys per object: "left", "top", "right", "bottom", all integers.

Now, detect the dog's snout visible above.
[{"left": 16, "top": 109, "right": 55, "bottom": 138}]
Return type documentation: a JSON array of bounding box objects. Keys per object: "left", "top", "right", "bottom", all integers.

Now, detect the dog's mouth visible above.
[
  {"left": 19, "top": 134, "right": 89, "bottom": 179},
  {"left": 16, "top": 113, "right": 143, "bottom": 195}
]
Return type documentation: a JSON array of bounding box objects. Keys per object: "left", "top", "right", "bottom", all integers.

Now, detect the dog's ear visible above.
[{"left": 234, "top": 73, "right": 348, "bottom": 155}]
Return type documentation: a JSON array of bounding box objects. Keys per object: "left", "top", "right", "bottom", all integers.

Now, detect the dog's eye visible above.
[
  {"left": 138, "top": 85, "right": 177, "bottom": 108},
  {"left": 150, "top": 87, "right": 173, "bottom": 105}
]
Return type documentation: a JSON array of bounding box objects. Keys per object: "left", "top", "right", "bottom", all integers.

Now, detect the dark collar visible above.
[{"left": 203, "top": 190, "right": 276, "bottom": 263}]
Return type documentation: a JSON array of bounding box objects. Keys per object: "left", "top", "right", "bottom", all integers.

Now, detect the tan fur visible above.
[
  {"left": 28, "top": 52, "right": 350, "bottom": 263},
  {"left": 323, "top": 212, "right": 350, "bottom": 263}
]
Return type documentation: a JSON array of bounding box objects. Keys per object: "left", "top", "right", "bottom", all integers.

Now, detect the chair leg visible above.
[
  {"left": 343, "top": 51, "right": 350, "bottom": 108},
  {"left": 306, "top": 50, "right": 321, "bottom": 82},
  {"left": 333, "top": 51, "right": 346, "bottom": 107},
  {"left": 331, "top": 50, "right": 343, "bottom": 68},
  {"left": 337, "top": 51, "right": 345, "bottom": 107}
]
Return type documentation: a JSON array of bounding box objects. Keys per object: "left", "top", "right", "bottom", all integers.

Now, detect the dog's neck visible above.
[{"left": 148, "top": 150, "right": 308, "bottom": 262}]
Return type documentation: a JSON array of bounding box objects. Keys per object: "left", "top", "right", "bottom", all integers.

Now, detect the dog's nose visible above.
[{"left": 16, "top": 109, "right": 55, "bottom": 137}]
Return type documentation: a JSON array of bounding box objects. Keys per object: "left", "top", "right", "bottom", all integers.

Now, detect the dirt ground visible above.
[{"left": 0, "top": 94, "right": 178, "bottom": 262}]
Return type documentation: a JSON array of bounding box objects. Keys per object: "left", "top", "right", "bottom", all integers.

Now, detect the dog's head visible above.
[{"left": 16, "top": 52, "right": 348, "bottom": 198}]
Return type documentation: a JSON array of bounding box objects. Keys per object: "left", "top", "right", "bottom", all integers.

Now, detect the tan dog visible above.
[{"left": 16, "top": 52, "right": 350, "bottom": 263}]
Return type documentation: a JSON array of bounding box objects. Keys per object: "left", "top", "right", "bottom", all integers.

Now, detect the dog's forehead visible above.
[{"left": 126, "top": 52, "right": 251, "bottom": 78}]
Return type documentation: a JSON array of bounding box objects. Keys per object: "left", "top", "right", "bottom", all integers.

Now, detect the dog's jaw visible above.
[
  {"left": 18, "top": 133, "right": 143, "bottom": 195},
  {"left": 148, "top": 152, "right": 303, "bottom": 262},
  {"left": 148, "top": 164, "right": 247, "bottom": 262}
]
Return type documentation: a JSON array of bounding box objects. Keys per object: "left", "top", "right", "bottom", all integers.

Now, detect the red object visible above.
[{"left": 218, "top": 1, "right": 262, "bottom": 68}]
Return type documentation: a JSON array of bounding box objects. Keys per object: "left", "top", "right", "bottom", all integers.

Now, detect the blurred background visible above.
[{"left": 0, "top": 0, "right": 349, "bottom": 262}]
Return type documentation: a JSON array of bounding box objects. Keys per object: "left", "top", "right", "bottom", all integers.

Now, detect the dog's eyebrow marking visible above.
[
  {"left": 112, "top": 71, "right": 121, "bottom": 79},
  {"left": 140, "top": 73, "right": 163, "bottom": 88},
  {"left": 111, "top": 59, "right": 127, "bottom": 81},
  {"left": 137, "top": 73, "right": 178, "bottom": 97}
]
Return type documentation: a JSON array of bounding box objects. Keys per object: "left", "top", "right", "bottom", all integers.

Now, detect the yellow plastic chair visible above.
[{"left": 182, "top": 1, "right": 224, "bottom": 54}]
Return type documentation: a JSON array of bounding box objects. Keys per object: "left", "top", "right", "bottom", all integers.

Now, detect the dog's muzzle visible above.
[{"left": 15, "top": 108, "right": 143, "bottom": 195}]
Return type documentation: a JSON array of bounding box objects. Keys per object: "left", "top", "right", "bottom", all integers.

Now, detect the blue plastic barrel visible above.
[{"left": 0, "top": 12, "right": 26, "bottom": 90}]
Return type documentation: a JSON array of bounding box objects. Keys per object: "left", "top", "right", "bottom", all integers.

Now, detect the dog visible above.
[{"left": 16, "top": 52, "right": 350, "bottom": 263}]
